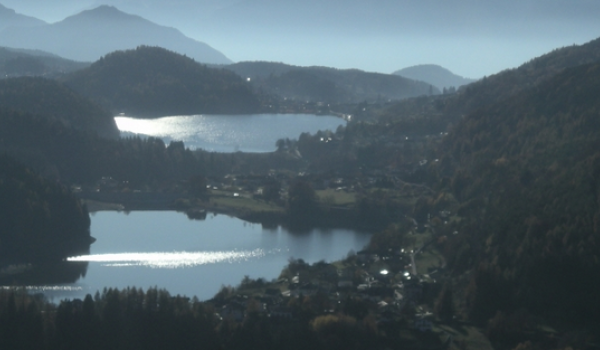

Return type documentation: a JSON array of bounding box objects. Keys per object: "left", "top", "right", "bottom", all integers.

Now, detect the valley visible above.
[{"left": 0, "top": 3, "right": 600, "bottom": 349}]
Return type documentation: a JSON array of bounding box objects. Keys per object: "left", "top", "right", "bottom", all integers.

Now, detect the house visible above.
[
  {"left": 295, "top": 282, "right": 319, "bottom": 297},
  {"left": 414, "top": 314, "right": 433, "bottom": 332},
  {"left": 221, "top": 303, "right": 244, "bottom": 322},
  {"left": 337, "top": 280, "right": 353, "bottom": 289},
  {"left": 270, "top": 305, "right": 294, "bottom": 319},
  {"left": 404, "top": 281, "right": 423, "bottom": 302}
]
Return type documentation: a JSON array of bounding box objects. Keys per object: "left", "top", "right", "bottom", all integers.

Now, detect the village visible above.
[{"left": 203, "top": 205, "right": 465, "bottom": 348}]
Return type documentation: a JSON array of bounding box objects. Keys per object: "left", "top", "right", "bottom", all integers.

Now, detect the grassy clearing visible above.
[
  {"left": 415, "top": 248, "right": 445, "bottom": 275},
  {"left": 435, "top": 324, "right": 494, "bottom": 350},
  {"left": 211, "top": 195, "right": 284, "bottom": 213},
  {"left": 397, "top": 329, "right": 445, "bottom": 349},
  {"left": 316, "top": 188, "right": 356, "bottom": 206}
]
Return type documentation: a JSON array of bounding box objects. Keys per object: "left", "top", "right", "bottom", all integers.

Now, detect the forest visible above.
[
  {"left": 1, "top": 34, "right": 600, "bottom": 350},
  {"left": 0, "top": 286, "right": 391, "bottom": 350},
  {"left": 0, "top": 47, "right": 89, "bottom": 78},
  {"left": 0, "top": 107, "right": 206, "bottom": 185},
  {"left": 0, "top": 155, "right": 91, "bottom": 264},
  {"left": 225, "top": 61, "right": 437, "bottom": 104},
  {"left": 0, "top": 77, "right": 119, "bottom": 138},
  {"left": 63, "top": 46, "right": 262, "bottom": 117},
  {"left": 434, "top": 61, "right": 600, "bottom": 326}
]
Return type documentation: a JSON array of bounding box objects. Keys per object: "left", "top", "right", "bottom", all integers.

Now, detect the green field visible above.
[
  {"left": 210, "top": 193, "right": 284, "bottom": 213},
  {"left": 316, "top": 188, "right": 356, "bottom": 206}
]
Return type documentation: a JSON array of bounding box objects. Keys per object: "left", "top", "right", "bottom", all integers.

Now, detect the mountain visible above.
[
  {"left": 0, "top": 3, "right": 46, "bottom": 32},
  {"left": 363, "top": 39, "right": 600, "bottom": 341},
  {"left": 0, "top": 5, "right": 231, "bottom": 65},
  {"left": 0, "top": 47, "right": 89, "bottom": 77},
  {"left": 226, "top": 61, "right": 438, "bottom": 104},
  {"left": 378, "top": 36, "right": 600, "bottom": 135},
  {"left": 63, "top": 46, "right": 260, "bottom": 117},
  {"left": 393, "top": 64, "right": 476, "bottom": 91},
  {"left": 433, "top": 60, "right": 600, "bottom": 329},
  {"left": 2, "top": 1, "right": 600, "bottom": 76},
  {"left": 0, "top": 77, "right": 119, "bottom": 138},
  {"left": 443, "top": 37, "right": 600, "bottom": 118}
]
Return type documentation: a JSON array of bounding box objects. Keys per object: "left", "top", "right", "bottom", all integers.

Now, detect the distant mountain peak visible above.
[
  {"left": 62, "top": 5, "right": 143, "bottom": 22},
  {"left": 83, "top": 5, "right": 130, "bottom": 16},
  {"left": 393, "top": 64, "right": 476, "bottom": 90},
  {"left": 0, "top": 3, "right": 15, "bottom": 14},
  {"left": 92, "top": 4, "right": 118, "bottom": 11},
  {"left": 0, "top": 4, "right": 231, "bottom": 65},
  {"left": 406, "top": 64, "right": 453, "bottom": 74},
  {"left": 0, "top": 3, "right": 46, "bottom": 30}
]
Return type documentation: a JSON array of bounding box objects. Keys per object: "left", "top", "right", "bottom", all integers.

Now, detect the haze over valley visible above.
[
  {"left": 1, "top": 2, "right": 600, "bottom": 350},
  {"left": 3, "top": 0, "right": 600, "bottom": 77}
]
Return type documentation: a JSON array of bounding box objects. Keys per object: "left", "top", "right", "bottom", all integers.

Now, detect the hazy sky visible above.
[{"left": 2, "top": 0, "right": 600, "bottom": 78}]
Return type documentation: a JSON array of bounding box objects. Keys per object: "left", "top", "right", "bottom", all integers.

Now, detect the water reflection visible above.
[
  {"left": 68, "top": 249, "right": 269, "bottom": 269},
  {"left": 0, "top": 260, "right": 89, "bottom": 286},
  {"left": 23, "top": 211, "right": 370, "bottom": 300},
  {"left": 0, "top": 240, "right": 91, "bottom": 299},
  {"left": 185, "top": 209, "right": 207, "bottom": 220}
]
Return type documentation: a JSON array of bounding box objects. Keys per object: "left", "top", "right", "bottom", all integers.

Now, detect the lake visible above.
[
  {"left": 115, "top": 113, "right": 346, "bottom": 152},
  {"left": 29, "top": 211, "right": 370, "bottom": 301}
]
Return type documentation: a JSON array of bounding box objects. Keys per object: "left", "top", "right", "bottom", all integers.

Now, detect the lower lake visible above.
[
  {"left": 26, "top": 211, "right": 370, "bottom": 301},
  {"left": 115, "top": 113, "right": 346, "bottom": 153}
]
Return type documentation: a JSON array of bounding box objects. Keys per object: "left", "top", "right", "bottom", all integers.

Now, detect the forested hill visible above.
[
  {"left": 0, "top": 47, "right": 89, "bottom": 77},
  {"left": 0, "top": 155, "right": 91, "bottom": 263},
  {"left": 64, "top": 46, "right": 261, "bottom": 117},
  {"left": 432, "top": 61, "right": 600, "bottom": 328},
  {"left": 443, "top": 36, "right": 600, "bottom": 118},
  {"left": 226, "top": 61, "right": 437, "bottom": 103},
  {"left": 0, "top": 77, "right": 119, "bottom": 138},
  {"left": 378, "top": 36, "right": 600, "bottom": 132}
]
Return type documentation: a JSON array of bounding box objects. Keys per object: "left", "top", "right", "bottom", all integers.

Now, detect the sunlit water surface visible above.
[
  {"left": 30, "top": 211, "right": 369, "bottom": 301},
  {"left": 115, "top": 114, "right": 345, "bottom": 152}
]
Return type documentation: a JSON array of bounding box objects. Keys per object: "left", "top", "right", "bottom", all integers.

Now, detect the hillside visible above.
[
  {"left": 226, "top": 61, "right": 437, "bottom": 103},
  {"left": 430, "top": 61, "right": 600, "bottom": 330},
  {"left": 0, "top": 77, "right": 119, "bottom": 138},
  {"left": 64, "top": 46, "right": 260, "bottom": 117},
  {"left": 393, "top": 64, "right": 476, "bottom": 91},
  {"left": 0, "top": 155, "right": 91, "bottom": 264},
  {"left": 443, "top": 36, "right": 600, "bottom": 118},
  {"left": 225, "top": 61, "right": 298, "bottom": 79},
  {"left": 0, "top": 5, "right": 230, "bottom": 65},
  {"left": 377, "top": 36, "right": 600, "bottom": 135},
  {"left": 0, "top": 3, "right": 45, "bottom": 31},
  {"left": 0, "top": 47, "right": 89, "bottom": 77}
]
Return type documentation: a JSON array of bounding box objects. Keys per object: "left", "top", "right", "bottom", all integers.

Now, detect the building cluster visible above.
[{"left": 210, "top": 246, "right": 440, "bottom": 333}]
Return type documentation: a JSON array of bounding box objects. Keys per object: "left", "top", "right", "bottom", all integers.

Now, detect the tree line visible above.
[
  {"left": 0, "top": 155, "right": 91, "bottom": 264},
  {"left": 0, "top": 287, "right": 384, "bottom": 350}
]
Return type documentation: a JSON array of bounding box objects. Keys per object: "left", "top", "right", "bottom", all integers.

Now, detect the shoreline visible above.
[{"left": 80, "top": 193, "right": 381, "bottom": 232}]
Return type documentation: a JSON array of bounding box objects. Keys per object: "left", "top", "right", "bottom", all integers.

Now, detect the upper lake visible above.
[{"left": 115, "top": 114, "right": 346, "bottom": 153}]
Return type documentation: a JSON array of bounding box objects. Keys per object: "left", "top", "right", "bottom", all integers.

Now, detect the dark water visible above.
[{"left": 25, "top": 211, "right": 369, "bottom": 301}]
